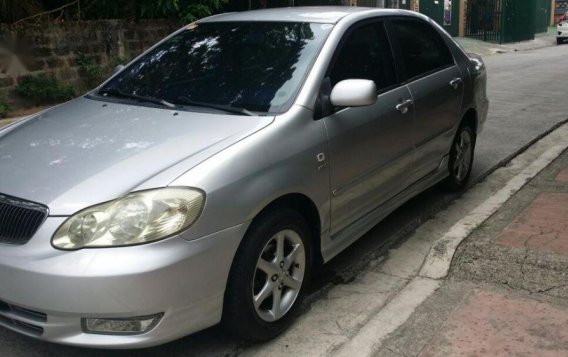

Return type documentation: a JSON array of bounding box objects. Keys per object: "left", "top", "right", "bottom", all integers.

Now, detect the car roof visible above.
[{"left": 197, "top": 6, "right": 416, "bottom": 24}]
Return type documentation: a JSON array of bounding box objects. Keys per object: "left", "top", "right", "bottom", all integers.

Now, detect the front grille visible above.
[
  {"left": 0, "top": 193, "right": 48, "bottom": 245},
  {"left": 0, "top": 300, "right": 46, "bottom": 336}
]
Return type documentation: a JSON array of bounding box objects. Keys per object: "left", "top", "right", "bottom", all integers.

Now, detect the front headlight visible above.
[{"left": 52, "top": 187, "right": 205, "bottom": 250}]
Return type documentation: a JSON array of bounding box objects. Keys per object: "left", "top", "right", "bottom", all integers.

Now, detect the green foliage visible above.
[
  {"left": 16, "top": 74, "right": 75, "bottom": 103},
  {"left": 0, "top": 95, "right": 11, "bottom": 118},
  {"left": 81, "top": 0, "right": 228, "bottom": 22},
  {"left": 75, "top": 53, "right": 104, "bottom": 88},
  {"left": 2, "top": 0, "right": 228, "bottom": 24}
]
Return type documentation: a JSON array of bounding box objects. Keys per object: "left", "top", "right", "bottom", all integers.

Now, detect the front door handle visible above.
[
  {"left": 396, "top": 99, "right": 413, "bottom": 114},
  {"left": 449, "top": 77, "right": 463, "bottom": 89}
]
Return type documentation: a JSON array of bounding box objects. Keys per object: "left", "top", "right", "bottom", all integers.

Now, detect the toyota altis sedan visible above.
[{"left": 0, "top": 7, "right": 487, "bottom": 348}]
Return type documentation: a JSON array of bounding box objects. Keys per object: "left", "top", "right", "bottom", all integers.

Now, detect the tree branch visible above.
[{"left": 13, "top": 0, "right": 79, "bottom": 25}]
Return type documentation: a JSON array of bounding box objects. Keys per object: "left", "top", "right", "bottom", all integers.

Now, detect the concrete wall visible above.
[{"left": 0, "top": 19, "right": 181, "bottom": 101}]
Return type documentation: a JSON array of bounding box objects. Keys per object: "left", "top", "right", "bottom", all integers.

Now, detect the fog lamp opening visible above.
[{"left": 82, "top": 313, "right": 163, "bottom": 335}]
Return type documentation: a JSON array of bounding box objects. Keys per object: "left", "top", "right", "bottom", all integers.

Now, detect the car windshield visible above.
[{"left": 97, "top": 21, "right": 332, "bottom": 115}]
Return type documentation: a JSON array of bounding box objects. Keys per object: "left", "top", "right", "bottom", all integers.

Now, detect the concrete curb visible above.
[
  {"left": 456, "top": 34, "right": 556, "bottom": 57},
  {"left": 333, "top": 277, "right": 441, "bottom": 357},
  {"left": 0, "top": 116, "right": 27, "bottom": 129},
  {"left": 420, "top": 125, "right": 568, "bottom": 280},
  {"left": 471, "top": 118, "right": 568, "bottom": 186},
  {"left": 332, "top": 122, "right": 568, "bottom": 357},
  {"left": 0, "top": 118, "right": 15, "bottom": 128},
  {"left": 419, "top": 141, "right": 568, "bottom": 279}
]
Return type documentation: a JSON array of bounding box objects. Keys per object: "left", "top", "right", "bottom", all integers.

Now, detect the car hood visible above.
[{"left": 0, "top": 97, "right": 273, "bottom": 215}]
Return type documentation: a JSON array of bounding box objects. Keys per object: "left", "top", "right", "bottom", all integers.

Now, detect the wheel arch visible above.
[
  {"left": 247, "top": 193, "right": 324, "bottom": 268},
  {"left": 221, "top": 191, "right": 323, "bottom": 339}
]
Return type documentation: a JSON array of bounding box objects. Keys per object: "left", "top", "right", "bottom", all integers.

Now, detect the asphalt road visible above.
[
  {"left": 2, "top": 43, "right": 568, "bottom": 357},
  {"left": 472, "top": 43, "right": 568, "bottom": 180}
]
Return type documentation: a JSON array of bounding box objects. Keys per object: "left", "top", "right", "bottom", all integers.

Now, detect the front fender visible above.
[{"left": 169, "top": 105, "right": 331, "bottom": 242}]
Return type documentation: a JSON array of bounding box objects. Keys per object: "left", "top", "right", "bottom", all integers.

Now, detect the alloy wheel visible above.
[
  {"left": 453, "top": 129, "right": 473, "bottom": 182},
  {"left": 252, "top": 229, "right": 306, "bottom": 322}
]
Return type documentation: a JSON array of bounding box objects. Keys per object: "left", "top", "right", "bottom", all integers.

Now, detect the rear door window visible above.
[{"left": 391, "top": 19, "right": 454, "bottom": 80}]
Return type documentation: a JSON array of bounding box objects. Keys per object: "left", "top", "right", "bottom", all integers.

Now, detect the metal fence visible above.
[
  {"left": 356, "top": 0, "right": 410, "bottom": 9},
  {"left": 535, "top": 0, "right": 551, "bottom": 32},
  {"left": 464, "top": 0, "right": 504, "bottom": 43},
  {"left": 357, "top": 0, "right": 379, "bottom": 5}
]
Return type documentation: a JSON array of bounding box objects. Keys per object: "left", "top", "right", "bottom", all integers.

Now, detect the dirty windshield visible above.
[{"left": 97, "top": 21, "right": 332, "bottom": 115}]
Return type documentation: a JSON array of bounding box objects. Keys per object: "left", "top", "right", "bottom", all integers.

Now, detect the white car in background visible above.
[{"left": 558, "top": 19, "right": 568, "bottom": 44}]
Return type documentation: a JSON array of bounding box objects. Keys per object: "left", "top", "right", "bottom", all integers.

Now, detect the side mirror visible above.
[
  {"left": 112, "top": 64, "right": 125, "bottom": 75},
  {"left": 330, "top": 79, "right": 377, "bottom": 107}
]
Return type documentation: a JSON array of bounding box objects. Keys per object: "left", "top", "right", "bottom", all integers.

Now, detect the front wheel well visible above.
[{"left": 251, "top": 193, "right": 323, "bottom": 268}]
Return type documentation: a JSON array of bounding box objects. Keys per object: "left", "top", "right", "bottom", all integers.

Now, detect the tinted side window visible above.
[
  {"left": 329, "top": 22, "right": 397, "bottom": 91},
  {"left": 392, "top": 20, "right": 453, "bottom": 80}
]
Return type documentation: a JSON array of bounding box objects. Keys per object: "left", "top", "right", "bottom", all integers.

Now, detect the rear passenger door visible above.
[
  {"left": 390, "top": 18, "right": 463, "bottom": 182},
  {"left": 322, "top": 20, "right": 416, "bottom": 235}
]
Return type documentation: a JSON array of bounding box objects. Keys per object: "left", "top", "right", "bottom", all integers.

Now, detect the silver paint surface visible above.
[{"left": 0, "top": 7, "right": 487, "bottom": 348}]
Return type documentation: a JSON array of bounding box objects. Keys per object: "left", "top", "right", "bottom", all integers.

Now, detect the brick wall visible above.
[{"left": 0, "top": 19, "right": 182, "bottom": 103}]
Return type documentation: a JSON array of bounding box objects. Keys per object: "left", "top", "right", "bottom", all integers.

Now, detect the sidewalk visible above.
[
  {"left": 374, "top": 139, "right": 568, "bottom": 355},
  {"left": 456, "top": 28, "right": 557, "bottom": 56}
]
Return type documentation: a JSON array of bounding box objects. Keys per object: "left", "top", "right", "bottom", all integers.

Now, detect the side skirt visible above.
[{"left": 321, "top": 155, "right": 449, "bottom": 263}]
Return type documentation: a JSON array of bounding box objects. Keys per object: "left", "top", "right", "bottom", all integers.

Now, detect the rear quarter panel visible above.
[{"left": 433, "top": 20, "right": 488, "bottom": 133}]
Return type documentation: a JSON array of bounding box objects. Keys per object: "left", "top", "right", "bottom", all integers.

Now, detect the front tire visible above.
[
  {"left": 222, "top": 208, "right": 312, "bottom": 341},
  {"left": 558, "top": 37, "right": 562, "bottom": 45},
  {"left": 443, "top": 124, "right": 476, "bottom": 192}
]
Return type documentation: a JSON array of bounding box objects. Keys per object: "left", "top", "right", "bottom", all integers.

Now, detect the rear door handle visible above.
[
  {"left": 449, "top": 77, "right": 463, "bottom": 89},
  {"left": 396, "top": 99, "right": 413, "bottom": 114}
]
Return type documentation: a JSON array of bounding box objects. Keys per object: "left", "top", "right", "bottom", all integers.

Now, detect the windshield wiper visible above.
[
  {"left": 98, "top": 88, "right": 176, "bottom": 108},
  {"left": 174, "top": 97, "right": 255, "bottom": 116}
]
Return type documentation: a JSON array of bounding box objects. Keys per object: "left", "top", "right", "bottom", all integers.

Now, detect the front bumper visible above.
[
  {"left": 0, "top": 218, "right": 248, "bottom": 348},
  {"left": 558, "top": 27, "right": 568, "bottom": 38}
]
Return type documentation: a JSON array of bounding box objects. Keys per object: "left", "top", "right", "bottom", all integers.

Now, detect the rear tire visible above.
[
  {"left": 222, "top": 207, "right": 312, "bottom": 341},
  {"left": 443, "top": 124, "right": 476, "bottom": 192}
]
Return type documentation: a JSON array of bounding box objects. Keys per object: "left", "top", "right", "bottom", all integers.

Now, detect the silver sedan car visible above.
[{"left": 0, "top": 7, "right": 487, "bottom": 348}]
